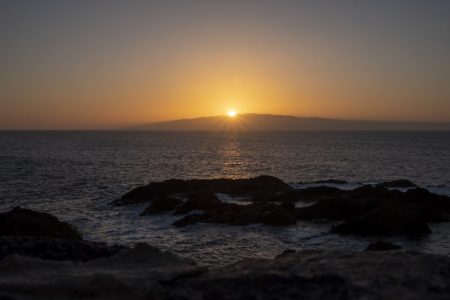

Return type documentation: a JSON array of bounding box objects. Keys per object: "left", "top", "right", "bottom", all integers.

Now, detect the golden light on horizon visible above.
[{"left": 227, "top": 110, "right": 237, "bottom": 118}]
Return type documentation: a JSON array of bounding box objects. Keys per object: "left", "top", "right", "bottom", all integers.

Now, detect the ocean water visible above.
[{"left": 0, "top": 131, "right": 450, "bottom": 266}]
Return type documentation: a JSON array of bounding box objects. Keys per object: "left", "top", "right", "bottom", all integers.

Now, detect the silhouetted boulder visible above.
[
  {"left": 377, "top": 180, "right": 418, "bottom": 188},
  {"left": 365, "top": 241, "right": 401, "bottom": 251},
  {"left": 0, "top": 207, "right": 82, "bottom": 240},
  {"left": 140, "top": 197, "right": 183, "bottom": 215},
  {"left": 174, "top": 193, "right": 223, "bottom": 214},
  {"left": 299, "top": 179, "right": 348, "bottom": 185},
  {"left": 276, "top": 249, "right": 296, "bottom": 258},
  {"left": 115, "top": 176, "right": 291, "bottom": 205},
  {"left": 331, "top": 205, "right": 432, "bottom": 236},
  {"left": 0, "top": 236, "right": 124, "bottom": 261}
]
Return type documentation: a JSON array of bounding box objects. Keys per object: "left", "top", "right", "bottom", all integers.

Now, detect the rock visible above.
[
  {"left": 365, "top": 241, "right": 402, "bottom": 251},
  {"left": 163, "top": 250, "right": 450, "bottom": 300},
  {"left": 173, "top": 202, "right": 296, "bottom": 227},
  {"left": 140, "top": 196, "right": 183, "bottom": 215},
  {"left": 331, "top": 205, "right": 432, "bottom": 236},
  {"left": 377, "top": 179, "right": 418, "bottom": 188},
  {"left": 0, "top": 207, "right": 82, "bottom": 240},
  {"left": 275, "top": 249, "right": 296, "bottom": 258},
  {"left": 296, "top": 197, "right": 380, "bottom": 220},
  {"left": 0, "top": 243, "right": 204, "bottom": 300},
  {"left": 0, "top": 236, "right": 125, "bottom": 262},
  {"left": 174, "top": 193, "right": 223, "bottom": 214},
  {"left": 115, "top": 176, "right": 291, "bottom": 205}
]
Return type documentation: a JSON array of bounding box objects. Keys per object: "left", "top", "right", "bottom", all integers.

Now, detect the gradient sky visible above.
[{"left": 1, "top": 0, "right": 450, "bottom": 129}]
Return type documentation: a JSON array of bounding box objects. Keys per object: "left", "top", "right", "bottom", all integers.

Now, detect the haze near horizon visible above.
[{"left": 1, "top": 0, "right": 450, "bottom": 130}]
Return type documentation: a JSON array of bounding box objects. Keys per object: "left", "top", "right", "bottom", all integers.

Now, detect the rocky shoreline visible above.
[{"left": 2, "top": 176, "right": 450, "bottom": 299}]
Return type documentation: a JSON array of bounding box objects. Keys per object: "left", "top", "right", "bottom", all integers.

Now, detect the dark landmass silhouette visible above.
[{"left": 133, "top": 113, "right": 450, "bottom": 131}]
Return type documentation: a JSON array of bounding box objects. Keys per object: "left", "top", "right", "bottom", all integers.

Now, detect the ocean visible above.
[{"left": 1, "top": 131, "right": 449, "bottom": 266}]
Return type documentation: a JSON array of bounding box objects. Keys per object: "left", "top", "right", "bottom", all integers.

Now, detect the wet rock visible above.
[
  {"left": 115, "top": 175, "right": 291, "bottom": 205},
  {"left": 0, "top": 207, "right": 82, "bottom": 241},
  {"left": 365, "top": 241, "right": 402, "bottom": 251},
  {"left": 331, "top": 205, "right": 432, "bottom": 237},
  {"left": 377, "top": 179, "right": 418, "bottom": 188},
  {"left": 140, "top": 196, "right": 183, "bottom": 215},
  {"left": 174, "top": 193, "right": 223, "bottom": 214},
  {"left": 0, "top": 236, "right": 124, "bottom": 262},
  {"left": 163, "top": 250, "right": 450, "bottom": 300}
]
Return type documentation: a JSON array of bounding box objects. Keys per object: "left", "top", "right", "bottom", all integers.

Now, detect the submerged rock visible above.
[
  {"left": 115, "top": 175, "right": 291, "bottom": 205},
  {"left": 365, "top": 241, "right": 402, "bottom": 251},
  {"left": 0, "top": 207, "right": 82, "bottom": 240}
]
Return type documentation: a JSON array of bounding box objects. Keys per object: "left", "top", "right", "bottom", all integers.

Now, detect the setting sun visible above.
[{"left": 227, "top": 110, "right": 237, "bottom": 118}]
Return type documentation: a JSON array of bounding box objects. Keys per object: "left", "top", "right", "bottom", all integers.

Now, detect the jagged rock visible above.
[
  {"left": 376, "top": 179, "right": 418, "bottom": 188},
  {"left": 0, "top": 207, "right": 82, "bottom": 240},
  {"left": 140, "top": 196, "right": 183, "bottom": 215},
  {"left": 299, "top": 179, "right": 348, "bottom": 184},
  {"left": 115, "top": 176, "right": 291, "bottom": 205},
  {"left": 275, "top": 249, "right": 296, "bottom": 258},
  {"left": 331, "top": 205, "right": 432, "bottom": 236},
  {"left": 365, "top": 241, "right": 402, "bottom": 251},
  {"left": 0, "top": 236, "right": 124, "bottom": 261},
  {"left": 174, "top": 193, "right": 223, "bottom": 214}
]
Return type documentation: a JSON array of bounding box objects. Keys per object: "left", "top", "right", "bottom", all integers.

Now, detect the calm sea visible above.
[{"left": 1, "top": 131, "right": 450, "bottom": 266}]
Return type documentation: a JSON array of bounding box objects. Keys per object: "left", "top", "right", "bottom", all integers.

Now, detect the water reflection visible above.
[{"left": 220, "top": 134, "right": 248, "bottom": 179}]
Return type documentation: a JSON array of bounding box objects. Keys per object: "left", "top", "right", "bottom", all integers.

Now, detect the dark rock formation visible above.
[
  {"left": 1, "top": 244, "right": 450, "bottom": 299},
  {"left": 173, "top": 202, "right": 296, "bottom": 227},
  {"left": 163, "top": 250, "right": 450, "bottom": 300},
  {"left": 365, "top": 241, "right": 402, "bottom": 251},
  {"left": 376, "top": 179, "right": 418, "bottom": 188},
  {"left": 331, "top": 205, "right": 432, "bottom": 236},
  {"left": 0, "top": 236, "right": 124, "bottom": 262},
  {"left": 0, "top": 243, "right": 204, "bottom": 300},
  {"left": 0, "top": 207, "right": 82, "bottom": 240},
  {"left": 115, "top": 175, "right": 291, "bottom": 205},
  {"left": 140, "top": 196, "right": 183, "bottom": 215}
]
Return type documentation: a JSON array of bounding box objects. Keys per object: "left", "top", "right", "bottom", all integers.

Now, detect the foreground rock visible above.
[
  {"left": 2, "top": 247, "right": 450, "bottom": 299},
  {"left": 0, "top": 207, "right": 82, "bottom": 240},
  {"left": 115, "top": 175, "right": 291, "bottom": 205},
  {"left": 0, "top": 243, "right": 203, "bottom": 300},
  {"left": 159, "top": 249, "right": 450, "bottom": 299},
  {"left": 0, "top": 236, "right": 124, "bottom": 262},
  {"left": 0, "top": 207, "right": 125, "bottom": 262}
]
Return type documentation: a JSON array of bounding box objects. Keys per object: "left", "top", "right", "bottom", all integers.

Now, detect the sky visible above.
[{"left": 1, "top": 0, "right": 450, "bottom": 129}]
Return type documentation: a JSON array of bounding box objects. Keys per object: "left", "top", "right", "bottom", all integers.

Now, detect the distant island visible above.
[{"left": 132, "top": 113, "right": 450, "bottom": 131}]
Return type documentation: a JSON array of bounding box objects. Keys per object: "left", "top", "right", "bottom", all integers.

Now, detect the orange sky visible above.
[{"left": 1, "top": 1, "right": 450, "bottom": 129}]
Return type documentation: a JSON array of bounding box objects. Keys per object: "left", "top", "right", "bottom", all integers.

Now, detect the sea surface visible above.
[{"left": 1, "top": 131, "right": 450, "bottom": 266}]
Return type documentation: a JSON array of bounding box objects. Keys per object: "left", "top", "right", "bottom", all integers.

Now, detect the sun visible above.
[{"left": 227, "top": 110, "right": 237, "bottom": 118}]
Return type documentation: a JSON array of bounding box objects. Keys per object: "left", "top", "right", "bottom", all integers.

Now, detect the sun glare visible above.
[{"left": 227, "top": 110, "right": 237, "bottom": 118}]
